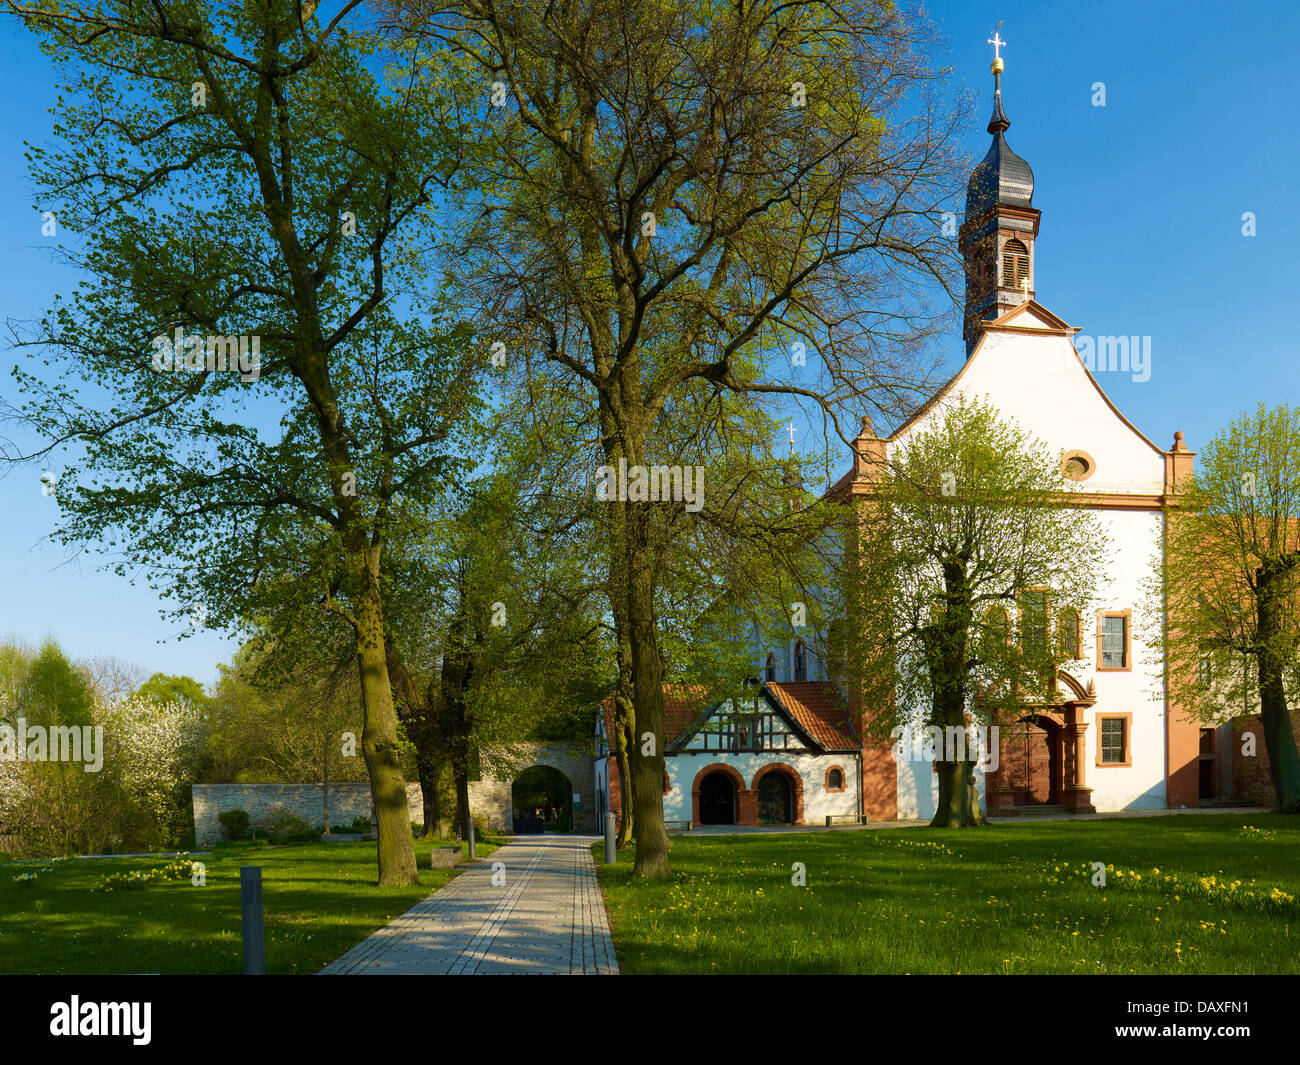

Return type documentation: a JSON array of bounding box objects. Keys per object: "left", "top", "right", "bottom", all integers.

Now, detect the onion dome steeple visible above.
[{"left": 958, "top": 30, "right": 1042, "bottom": 355}]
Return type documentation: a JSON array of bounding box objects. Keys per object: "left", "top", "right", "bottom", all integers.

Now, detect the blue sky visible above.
[{"left": 0, "top": 1, "right": 1296, "bottom": 687}]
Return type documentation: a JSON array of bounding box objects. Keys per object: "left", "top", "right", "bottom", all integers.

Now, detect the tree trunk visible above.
[
  {"left": 928, "top": 567, "right": 984, "bottom": 828},
  {"left": 354, "top": 573, "right": 419, "bottom": 885},
  {"left": 1257, "top": 568, "right": 1300, "bottom": 812},
  {"left": 625, "top": 503, "right": 672, "bottom": 877},
  {"left": 454, "top": 764, "right": 471, "bottom": 840},
  {"left": 322, "top": 734, "right": 331, "bottom": 835},
  {"left": 613, "top": 693, "right": 635, "bottom": 849},
  {"left": 416, "top": 757, "right": 440, "bottom": 839}
]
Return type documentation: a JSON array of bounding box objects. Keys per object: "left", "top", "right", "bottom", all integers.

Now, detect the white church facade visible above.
[{"left": 593, "top": 50, "right": 1213, "bottom": 829}]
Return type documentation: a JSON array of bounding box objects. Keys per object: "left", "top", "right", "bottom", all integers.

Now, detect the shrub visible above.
[
  {"left": 265, "top": 805, "right": 321, "bottom": 844},
  {"left": 218, "top": 809, "right": 250, "bottom": 840}
]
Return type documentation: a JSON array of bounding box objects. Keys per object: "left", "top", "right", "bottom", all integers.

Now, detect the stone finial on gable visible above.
[
  {"left": 1164, "top": 430, "right": 1195, "bottom": 495},
  {"left": 853, "top": 414, "right": 886, "bottom": 482}
]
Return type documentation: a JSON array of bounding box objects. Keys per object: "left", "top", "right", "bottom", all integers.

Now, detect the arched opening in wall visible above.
[
  {"left": 1001, "top": 238, "right": 1029, "bottom": 290},
  {"left": 699, "top": 771, "right": 737, "bottom": 825},
  {"left": 756, "top": 770, "right": 794, "bottom": 825},
  {"left": 512, "top": 765, "right": 573, "bottom": 833}
]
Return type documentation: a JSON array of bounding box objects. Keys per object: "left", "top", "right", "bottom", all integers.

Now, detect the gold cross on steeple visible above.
[{"left": 1019, "top": 276, "right": 1032, "bottom": 302}]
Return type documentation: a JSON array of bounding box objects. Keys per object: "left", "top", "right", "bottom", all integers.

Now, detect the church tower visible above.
[{"left": 959, "top": 34, "right": 1040, "bottom": 355}]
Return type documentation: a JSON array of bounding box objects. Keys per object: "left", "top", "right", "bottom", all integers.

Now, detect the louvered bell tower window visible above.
[{"left": 1001, "top": 238, "right": 1030, "bottom": 289}]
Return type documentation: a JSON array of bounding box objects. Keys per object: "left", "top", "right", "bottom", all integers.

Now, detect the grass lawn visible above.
[
  {"left": 595, "top": 814, "right": 1300, "bottom": 974},
  {"left": 0, "top": 835, "right": 499, "bottom": 975}
]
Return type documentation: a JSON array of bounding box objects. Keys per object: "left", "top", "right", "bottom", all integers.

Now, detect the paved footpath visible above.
[{"left": 319, "top": 834, "right": 618, "bottom": 975}]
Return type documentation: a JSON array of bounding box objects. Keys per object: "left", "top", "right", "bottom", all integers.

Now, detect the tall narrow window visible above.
[
  {"left": 764, "top": 653, "right": 776, "bottom": 683},
  {"left": 1001, "top": 238, "right": 1029, "bottom": 289},
  {"left": 1019, "top": 590, "right": 1048, "bottom": 657},
  {"left": 1058, "top": 607, "right": 1082, "bottom": 659},
  {"left": 1098, "top": 612, "right": 1131, "bottom": 670},
  {"left": 793, "top": 640, "right": 807, "bottom": 682}
]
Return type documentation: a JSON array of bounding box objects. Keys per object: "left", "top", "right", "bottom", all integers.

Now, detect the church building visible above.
[{"left": 593, "top": 44, "right": 1219, "bottom": 830}]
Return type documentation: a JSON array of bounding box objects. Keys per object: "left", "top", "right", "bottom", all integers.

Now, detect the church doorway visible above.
[
  {"left": 699, "top": 771, "right": 737, "bottom": 825},
  {"left": 757, "top": 771, "right": 793, "bottom": 825},
  {"left": 1001, "top": 717, "right": 1062, "bottom": 806},
  {"left": 512, "top": 765, "right": 573, "bottom": 833}
]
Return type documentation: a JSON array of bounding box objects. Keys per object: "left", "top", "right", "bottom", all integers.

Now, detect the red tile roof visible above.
[
  {"left": 764, "top": 681, "right": 859, "bottom": 750},
  {"left": 600, "top": 686, "right": 711, "bottom": 747},
  {"left": 601, "top": 681, "right": 859, "bottom": 752}
]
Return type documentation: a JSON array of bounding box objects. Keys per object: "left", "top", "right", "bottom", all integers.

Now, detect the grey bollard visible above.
[
  {"left": 467, "top": 817, "right": 476, "bottom": 861},
  {"left": 240, "top": 866, "right": 265, "bottom": 975},
  {"left": 604, "top": 811, "right": 616, "bottom": 864}
]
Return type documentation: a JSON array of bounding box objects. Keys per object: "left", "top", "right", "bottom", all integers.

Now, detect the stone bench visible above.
[{"left": 430, "top": 845, "right": 461, "bottom": 869}]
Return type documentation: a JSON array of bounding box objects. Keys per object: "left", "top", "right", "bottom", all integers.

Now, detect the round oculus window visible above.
[{"left": 1061, "top": 450, "right": 1095, "bottom": 482}]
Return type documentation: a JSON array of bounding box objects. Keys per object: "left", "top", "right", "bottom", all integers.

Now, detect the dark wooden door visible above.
[
  {"left": 1004, "top": 721, "right": 1058, "bottom": 805},
  {"left": 699, "top": 772, "right": 736, "bottom": 824},
  {"left": 757, "top": 773, "right": 792, "bottom": 824}
]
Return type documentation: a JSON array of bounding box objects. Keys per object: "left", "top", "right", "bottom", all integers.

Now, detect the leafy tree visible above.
[
  {"left": 1156, "top": 403, "right": 1300, "bottom": 812},
  {"left": 844, "top": 397, "right": 1108, "bottom": 827},
  {"left": 382, "top": 433, "right": 612, "bottom": 838},
  {"left": 3, "top": 0, "right": 483, "bottom": 883},
  {"left": 15, "top": 639, "right": 96, "bottom": 728},
  {"left": 137, "top": 673, "right": 209, "bottom": 711},
  {"left": 0, "top": 638, "right": 36, "bottom": 715},
  {"left": 384, "top": 0, "right": 965, "bottom": 875},
  {"left": 199, "top": 644, "right": 366, "bottom": 793}
]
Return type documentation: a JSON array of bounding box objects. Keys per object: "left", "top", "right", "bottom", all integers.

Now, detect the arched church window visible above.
[
  {"left": 1001, "top": 238, "right": 1029, "bottom": 289},
  {"left": 764, "top": 653, "right": 776, "bottom": 683},
  {"left": 985, "top": 605, "right": 1012, "bottom": 643},
  {"left": 793, "top": 640, "right": 807, "bottom": 682}
]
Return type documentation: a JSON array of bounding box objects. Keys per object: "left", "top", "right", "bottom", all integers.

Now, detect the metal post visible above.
[
  {"left": 240, "top": 866, "right": 265, "bottom": 975},
  {"left": 604, "top": 811, "right": 616, "bottom": 864},
  {"left": 467, "top": 816, "right": 476, "bottom": 861}
]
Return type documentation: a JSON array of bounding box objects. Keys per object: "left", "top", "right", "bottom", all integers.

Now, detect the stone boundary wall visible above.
[
  {"left": 193, "top": 783, "right": 424, "bottom": 846},
  {"left": 194, "top": 744, "right": 596, "bottom": 844}
]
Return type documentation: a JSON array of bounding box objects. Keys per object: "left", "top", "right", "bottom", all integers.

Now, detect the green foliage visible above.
[
  {"left": 13, "top": 640, "right": 96, "bottom": 729},
  {"left": 196, "top": 642, "right": 366, "bottom": 786},
  {"left": 217, "top": 809, "right": 250, "bottom": 841},
  {"left": 136, "top": 674, "right": 208, "bottom": 711},
  {"left": 1154, "top": 402, "right": 1300, "bottom": 719},
  {"left": 265, "top": 806, "right": 322, "bottom": 845}
]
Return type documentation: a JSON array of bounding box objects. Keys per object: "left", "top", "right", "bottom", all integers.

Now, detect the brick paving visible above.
[{"left": 319, "top": 834, "right": 618, "bottom": 975}]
